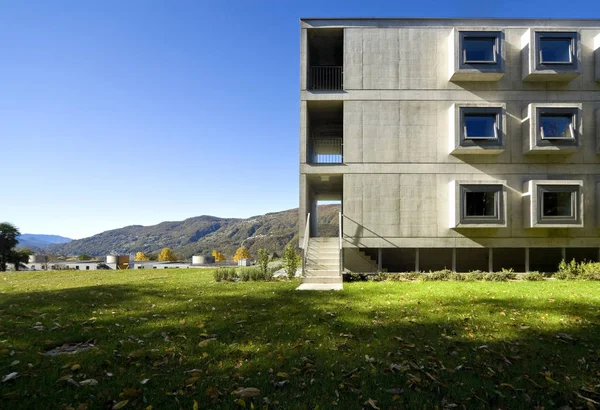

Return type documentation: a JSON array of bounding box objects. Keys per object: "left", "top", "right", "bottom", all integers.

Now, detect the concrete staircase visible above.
[
  {"left": 299, "top": 237, "right": 342, "bottom": 289},
  {"left": 344, "top": 248, "right": 380, "bottom": 273}
]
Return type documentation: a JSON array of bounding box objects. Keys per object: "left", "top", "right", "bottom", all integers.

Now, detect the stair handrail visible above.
[
  {"left": 338, "top": 211, "right": 343, "bottom": 276},
  {"left": 302, "top": 213, "right": 310, "bottom": 275}
]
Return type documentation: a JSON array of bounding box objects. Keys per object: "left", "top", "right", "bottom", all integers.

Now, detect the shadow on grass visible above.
[{"left": 1, "top": 282, "right": 600, "bottom": 409}]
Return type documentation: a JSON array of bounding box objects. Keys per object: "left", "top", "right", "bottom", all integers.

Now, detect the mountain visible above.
[
  {"left": 17, "top": 234, "right": 72, "bottom": 250},
  {"left": 50, "top": 205, "right": 341, "bottom": 259}
]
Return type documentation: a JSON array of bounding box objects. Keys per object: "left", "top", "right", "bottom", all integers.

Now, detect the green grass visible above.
[{"left": 1, "top": 270, "right": 600, "bottom": 409}]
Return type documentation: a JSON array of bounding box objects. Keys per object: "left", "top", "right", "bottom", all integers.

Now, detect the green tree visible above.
[
  {"left": 158, "top": 248, "right": 177, "bottom": 262},
  {"left": 9, "top": 248, "right": 33, "bottom": 271},
  {"left": 77, "top": 254, "right": 92, "bottom": 261},
  {"left": 283, "top": 244, "right": 300, "bottom": 279},
  {"left": 0, "top": 223, "right": 20, "bottom": 272},
  {"left": 257, "top": 248, "right": 270, "bottom": 276}
]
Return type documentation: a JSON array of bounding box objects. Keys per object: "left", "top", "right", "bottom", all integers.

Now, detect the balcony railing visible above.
[
  {"left": 309, "top": 137, "right": 343, "bottom": 164},
  {"left": 309, "top": 66, "right": 343, "bottom": 90}
]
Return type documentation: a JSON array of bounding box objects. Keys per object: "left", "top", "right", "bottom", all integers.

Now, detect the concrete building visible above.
[{"left": 299, "top": 18, "right": 600, "bottom": 283}]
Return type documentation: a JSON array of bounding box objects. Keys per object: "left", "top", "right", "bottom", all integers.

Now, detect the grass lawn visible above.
[{"left": 1, "top": 270, "right": 600, "bottom": 409}]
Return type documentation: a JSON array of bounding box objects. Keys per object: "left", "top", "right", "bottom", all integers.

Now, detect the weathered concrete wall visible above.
[{"left": 300, "top": 19, "right": 600, "bottom": 250}]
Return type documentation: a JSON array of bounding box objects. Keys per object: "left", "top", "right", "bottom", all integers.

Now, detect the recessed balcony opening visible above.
[
  {"left": 305, "top": 174, "right": 343, "bottom": 238},
  {"left": 307, "top": 101, "right": 343, "bottom": 164},
  {"left": 308, "top": 29, "right": 343, "bottom": 90}
]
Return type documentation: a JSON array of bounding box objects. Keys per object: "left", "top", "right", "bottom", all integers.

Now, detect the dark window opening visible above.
[
  {"left": 466, "top": 191, "right": 497, "bottom": 217},
  {"left": 540, "top": 113, "right": 574, "bottom": 139},
  {"left": 463, "top": 37, "right": 496, "bottom": 63},
  {"left": 542, "top": 191, "right": 574, "bottom": 217},
  {"left": 464, "top": 113, "right": 497, "bottom": 139},
  {"left": 539, "top": 37, "right": 572, "bottom": 64}
]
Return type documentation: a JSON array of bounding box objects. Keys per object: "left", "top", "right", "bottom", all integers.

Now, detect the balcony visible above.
[
  {"left": 307, "top": 28, "right": 343, "bottom": 91},
  {"left": 309, "top": 66, "right": 343, "bottom": 90},
  {"left": 309, "top": 137, "right": 343, "bottom": 164}
]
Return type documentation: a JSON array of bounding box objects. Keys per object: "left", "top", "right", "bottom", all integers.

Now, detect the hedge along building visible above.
[{"left": 299, "top": 18, "right": 600, "bottom": 282}]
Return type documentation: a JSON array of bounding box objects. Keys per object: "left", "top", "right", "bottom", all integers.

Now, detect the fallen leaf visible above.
[
  {"left": 234, "top": 387, "right": 260, "bottom": 399},
  {"left": 365, "top": 398, "right": 380, "bottom": 409},
  {"left": 112, "top": 400, "right": 129, "bottom": 409},
  {"left": 206, "top": 386, "right": 221, "bottom": 400},
  {"left": 2, "top": 372, "right": 18, "bottom": 383},
  {"left": 79, "top": 379, "right": 98, "bottom": 386},
  {"left": 198, "top": 338, "right": 217, "bottom": 347},
  {"left": 140, "top": 379, "right": 149, "bottom": 385},
  {"left": 276, "top": 372, "right": 289, "bottom": 378},
  {"left": 193, "top": 400, "right": 198, "bottom": 410}
]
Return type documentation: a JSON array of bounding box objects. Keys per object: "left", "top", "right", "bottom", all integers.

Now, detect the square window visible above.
[
  {"left": 459, "top": 32, "right": 502, "bottom": 70},
  {"left": 463, "top": 37, "right": 497, "bottom": 64},
  {"left": 460, "top": 185, "right": 503, "bottom": 225},
  {"left": 465, "top": 191, "right": 497, "bottom": 217},
  {"left": 542, "top": 191, "right": 574, "bottom": 217},
  {"left": 539, "top": 37, "right": 573, "bottom": 64},
  {"left": 464, "top": 113, "right": 498, "bottom": 140},
  {"left": 537, "top": 185, "right": 580, "bottom": 224},
  {"left": 534, "top": 32, "right": 577, "bottom": 70},
  {"left": 540, "top": 113, "right": 574, "bottom": 140}
]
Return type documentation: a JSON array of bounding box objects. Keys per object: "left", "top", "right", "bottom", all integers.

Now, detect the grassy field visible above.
[{"left": 1, "top": 269, "right": 600, "bottom": 409}]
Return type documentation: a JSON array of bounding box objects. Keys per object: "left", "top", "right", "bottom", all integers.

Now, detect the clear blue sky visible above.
[{"left": 1, "top": 0, "right": 597, "bottom": 239}]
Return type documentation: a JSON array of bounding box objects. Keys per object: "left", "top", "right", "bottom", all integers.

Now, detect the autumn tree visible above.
[
  {"left": 212, "top": 250, "right": 225, "bottom": 262},
  {"left": 0, "top": 223, "right": 20, "bottom": 272},
  {"left": 233, "top": 246, "right": 251, "bottom": 262},
  {"left": 158, "top": 248, "right": 177, "bottom": 262},
  {"left": 134, "top": 252, "right": 149, "bottom": 261}
]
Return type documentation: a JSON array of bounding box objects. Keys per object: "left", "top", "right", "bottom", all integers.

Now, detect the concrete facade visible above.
[{"left": 299, "top": 18, "right": 600, "bottom": 273}]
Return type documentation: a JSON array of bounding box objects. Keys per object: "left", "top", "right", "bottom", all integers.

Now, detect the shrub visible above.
[
  {"left": 580, "top": 262, "right": 600, "bottom": 280},
  {"left": 484, "top": 272, "right": 509, "bottom": 282},
  {"left": 555, "top": 259, "right": 580, "bottom": 280},
  {"left": 465, "top": 271, "right": 485, "bottom": 281},
  {"left": 422, "top": 269, "right": 453, "bottom": 281},
  {"left": 403, "top": 272, "right": 423, "bottom": 281},
  {"left": 522, "top": 271, "right": 544, "bottom": 281},
  {"left": 257, "top": 249, "right": 270, "bottom": 277},
  {"left": 499, "top": 268, "right": 517, "bottom": 280},
  {"left": 283, "top": 244, "right": 300, "bottom": 279},
  {"left": 219, "top": 268, "right": 237, "bottom": 282},
  {"left": 450, "top": 272, "right": 469, "bottom": 281},
  {"left": 214, "top": 269, "right": 224, "bottom": 282},
  {"left": 238, "top": 268, "right": 251, "bottom": 282}
]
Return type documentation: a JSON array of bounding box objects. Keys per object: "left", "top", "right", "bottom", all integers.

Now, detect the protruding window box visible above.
[
  {"left": 449, "top": 103, "right": 505, "bottom": 154},
  {"left": 449, "top": 29, "right": 504, "bottom": 81},
  {"left": 449, "top": 180, "right": 507, "bottom": 228},
  {"left": 522, "top": 30, "right": 581, "bottom": 81},
  {"left": 522, "top": 103, "right": 581, "bottom": 155},
  {"left": 523, "top": 180, "right": 583, "bottom": 228}
]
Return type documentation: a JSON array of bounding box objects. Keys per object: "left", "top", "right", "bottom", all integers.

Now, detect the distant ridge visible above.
[
  {"left": 50, "top": 205, "right": 341, "bottom": 259},
  {"left": 17, "top": 234, "right": 72, "bottom": 250}
]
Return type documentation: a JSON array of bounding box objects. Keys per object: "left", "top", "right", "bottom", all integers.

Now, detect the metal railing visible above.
[
  {"left": 338, "top": 211, "right": 343, "bottom": 275},
  {"left": 309, "top": 66, "right": 343, "bottom": 90},
  {"left": 301, "top": 213, "right": 311, "bottom": 275},
  {"left": 309, "top": 137, "right": 343, "bottom": 164}
]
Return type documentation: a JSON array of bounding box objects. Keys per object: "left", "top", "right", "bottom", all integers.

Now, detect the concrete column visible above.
[
  {"left": 525, "top": 248, "right": 530, "bottom": 273},
  {"left": 561, "top": 247, "right": 566, "bottom": 262},
  {"left": 415, "top": 248, "right": 420, "bottom": 272},
  {"left": 451, "top": 248, "right": 457, "bottom": 272},
  {"left": 377, "top": 248, "right": 382, "bottom": 272},
  {"left": 488, "top": 248, "right": 493, "bottom": 273}
]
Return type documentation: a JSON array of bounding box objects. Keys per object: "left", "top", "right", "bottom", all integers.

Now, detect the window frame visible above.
[
  {"left": 461, "top": 107, "right": 501, "bottom": 141},
  {"left": 535, "top": 106, "right": 579, "bottom": 146},
  {"left": 459, "top": 31, "right": 502, "bottom": 70},
  {"left": 460, "top": 184, "right": 504, "bottom": 225},
  {"left": 535, "top": 31, "right": 577, "bottom": 70},
  {"left": 537, "top": 185, "right": 580, "bottom": 224}
]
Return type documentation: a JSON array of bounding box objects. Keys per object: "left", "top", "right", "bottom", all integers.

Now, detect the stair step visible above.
[
  {"left": 305, "top": 269, "right": 339, "bottom": 275},
  {"left": 301, "top": 276, "right": 343, "bottom": 284}
]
